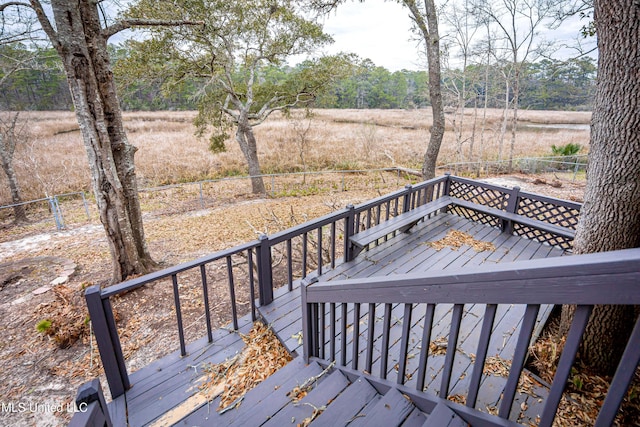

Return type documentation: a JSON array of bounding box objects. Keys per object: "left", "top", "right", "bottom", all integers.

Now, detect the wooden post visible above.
[
  {"left": 443, "top": 172, "right": 452, "bottom": 196},
  {"left": 85, "top": 286, "right": 129, "bottom": 398},
  {"left": 402, "top": 184, "right": 413, "bottom": 213},
  {"left": 74, "top": 378, "right": 113, "bottom": 427},
  {"left": 344, "top": 205, "right": 355, "bottom": 262},
  {"left": 503, "top": 186, "right": 521, "bottom": 234},
  {"left": 301, "top": 282, "right": 311, "bottom": 363},
  {"left": 256, "top": 234, "right": 274, "bottom": 306}
]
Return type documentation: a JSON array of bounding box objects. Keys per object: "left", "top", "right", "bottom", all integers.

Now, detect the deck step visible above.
[
  {"left": 262, "top": 370, "right": 350, "bottom": 426},
  {"left": 225, "top": 361, "right": 326, "bottom": 427},
  {"left": 348, "top": 387, "right": 417, "bottom": 427},
  {"left": 402, "top": 407, "right": 429, "bottom": 427},
  {"left": 421, "top": 402, "right": 467, "bottom": 427},
  {"left": 310, "top": 376, "right": 379, "bottom": 425},
  {"left": 174, "top": 357, "right": 316, "bottom": 425}
]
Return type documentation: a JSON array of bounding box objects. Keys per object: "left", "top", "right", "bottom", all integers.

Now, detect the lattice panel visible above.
[
  {"left": 513, "top": 223, "right": 574, "bottom": 251},
  {"left": 448, "top": 181, "right": 510, "bottom": 229},
  {"left": 516, "top": 197, "right": 580, "bottom": 230},
  {"left": 449, "top": 181, "right": 509, "bottom": 209}
]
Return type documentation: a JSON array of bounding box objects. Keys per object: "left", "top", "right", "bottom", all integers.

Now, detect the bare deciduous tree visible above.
[
  {"left": 471, "top": 0, "right": 560, "bottom": 171},
  {"left": 0, "top": 0, "right": 200, "bottom": 282},
  {"left": 310, "top": 0, "right": 445, "bottom": 180}
]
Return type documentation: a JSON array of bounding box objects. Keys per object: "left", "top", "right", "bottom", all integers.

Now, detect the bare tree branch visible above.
[
  {"left": 102, "top": 18, "right": 203, "bottom": 40},
  {"left": 28, "top": 0, "right": 59, "bottom": 46},
  {"left": 0, "top": 1, "right": 31, "bottom": 11}
]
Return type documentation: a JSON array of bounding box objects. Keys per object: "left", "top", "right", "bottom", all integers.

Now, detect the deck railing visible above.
[
  {"left": 84, "top": 175, "right": 450, "bottom": 398},
  {"left": 301, "top": 248, "right": 640, "bottom": 427},
  {"left": 83, "top": 174, "right": 583, "bottom": 401}
]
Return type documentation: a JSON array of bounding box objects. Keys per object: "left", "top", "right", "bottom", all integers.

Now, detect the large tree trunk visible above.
[
  {"left": 421, "top": 1, "right": 445, "bottom": 180},
  {"left": 560, "top": 0, "right": 640, "bottom": 375},
  {"left": 235, "top": 115, "right": 266, "bottom": 194},
  {"left": 49, "top": 0, "right": 156, "bottom": 282},
  {"left": 404, "top": 0, "right": 445, "bottom": 180}
]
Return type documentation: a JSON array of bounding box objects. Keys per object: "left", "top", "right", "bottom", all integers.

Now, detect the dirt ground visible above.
[{"left": 0, "top": 173, "right": 585, "bottom": 426}]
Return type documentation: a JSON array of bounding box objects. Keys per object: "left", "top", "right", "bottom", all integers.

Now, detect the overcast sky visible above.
[
  {"left": 314, "top": 0, "right": 596, "bottom": 72},
  {"left": 319, "top": 0, "right": 422, "bottom": 71}
]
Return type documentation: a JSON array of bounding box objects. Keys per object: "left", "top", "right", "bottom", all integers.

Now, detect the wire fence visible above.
[
  {"left": 0, "top": 168, "right": 413, "bottom": 236},
  {"left": 437, "top": 154, "right": 588, "bottom": 180},
  {"left": 1, "top": 156, "right": 587, "bottom": 235}
]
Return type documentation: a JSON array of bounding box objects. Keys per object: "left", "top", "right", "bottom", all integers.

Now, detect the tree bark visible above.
[
  {"left": 0, "top": 113, "right": 28, "bottom": 223},
  {"left": 403, "top": 0, "right": 445, "bottom": 180},
  {"left": 47, "top": 0, "right": 156, "bottom": 282},
  {"left": 235, "top": 113, "right": 266, "bottom": 195},
  {"left": 560, "top": 0, "right": 640, "bottom": 375},
  {"left": 421, "top": 0, "right": 445, "bottom": 180},
  {"left": 508, "top": 66, "right": 519, "bottom": 173}
]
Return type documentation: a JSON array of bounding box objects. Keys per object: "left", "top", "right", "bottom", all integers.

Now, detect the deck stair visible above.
[{"left": 171, "top": 355, "right": 514, "bottom": 427}]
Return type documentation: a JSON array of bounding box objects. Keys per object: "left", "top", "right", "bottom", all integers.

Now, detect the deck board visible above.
[{"left": 121, "top": 211, "right": 567, "bottom": 426}]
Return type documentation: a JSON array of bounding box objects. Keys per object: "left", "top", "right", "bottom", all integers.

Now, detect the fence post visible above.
[
  {"left": 54, "top": 196, "right": 65, "bottom": 229},
  {"left": 47, "top": 196, "right": 63, "bottom": 230},
  {"left": 256, "top": 234, "right": 274, "bottom": 306},
  {"left": 85, "top": 286, "right": 129, "bottom": 398},
  {"left": 80, "top": 192, "right": 90, "bottom": 220},
  {"left": 343, "top": 205, "right": 355, "bottom": 262},
  {"left": 199, "top": 182, "right": 204, "bottom": 209},
  {"left": 503, "top": 186, "right": 521, "bottom": 234},
  {"left": 73, "top": 378, "right": 113, "bottom": 427}
]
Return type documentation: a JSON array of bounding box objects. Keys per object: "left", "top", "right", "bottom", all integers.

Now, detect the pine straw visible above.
[
  {"left": 199, "top": 321, "right": 292, "bottom": 411},
  {"left": 428, "top": 230, "right": 496, "bottom": 252},
  {"left": 36, "top": 284, "right": 91, "bottom": 348},
  {"left": 483, "top": 355, "right": 543, "bottom": 398},
  {"left": 528, "top": 325, "right": 640, "bottom": 427}
]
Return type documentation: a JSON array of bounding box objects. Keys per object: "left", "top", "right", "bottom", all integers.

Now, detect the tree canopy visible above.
[{"left": 118, "top": 0, "right": 351, "bottom": 193}]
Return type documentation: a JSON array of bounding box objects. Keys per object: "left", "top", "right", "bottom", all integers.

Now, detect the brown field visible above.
[{"left": 1, "top": 108, "right": 590, "bottom": 204}]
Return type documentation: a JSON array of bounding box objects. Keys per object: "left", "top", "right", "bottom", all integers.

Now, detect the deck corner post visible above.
[
  {"left": 300, "top": 282, "right": 312, "bottom": 363},
  {"left": 443, "top": 172, "right": 452, "bottom": 196},
  {"left": 503, "top": 186, "right": 521, "bottom": 234},
  {"left": 256, "top": 234, "right": 274, "bottom": 306},
  {"left": 344, "top": 204, "right": 356, "bottom": 262},
  {"left": 84, "top": 286, "right": 129, "bottom": 399},
  {"left": 75, "top": 378, "right": 113, "bottom": 427},
  {"left": 402, "top": 183, "right": 413, "bottom": 213}
]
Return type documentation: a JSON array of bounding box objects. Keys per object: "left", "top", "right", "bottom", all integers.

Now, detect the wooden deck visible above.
[
  {"left": 121, "top": 211, "right": 566, "bottom": 426},
  {"left": 262, "top": 212, "right": 564, "bottom": 424}
]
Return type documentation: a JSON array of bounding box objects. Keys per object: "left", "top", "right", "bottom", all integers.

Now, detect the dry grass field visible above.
[{"left": 1, "top": 108, "right": 590, "bottom": 204}]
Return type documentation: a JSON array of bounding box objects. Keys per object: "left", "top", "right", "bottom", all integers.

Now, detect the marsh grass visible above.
[{"left": 0, "top": 109, "right": 590, "bottom": 204}]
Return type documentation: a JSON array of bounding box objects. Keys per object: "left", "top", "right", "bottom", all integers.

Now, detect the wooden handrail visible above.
[
  {"left": 302, "top": 247, "right": 640, "bottom": 426},
  {"left": 305, "top": 248, "right": 640, "bottom": 305}
]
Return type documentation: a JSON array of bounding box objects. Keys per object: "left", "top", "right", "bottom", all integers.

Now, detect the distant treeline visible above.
[{"left": 0, "top": 44, "right": 595, "bottom": 112}]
